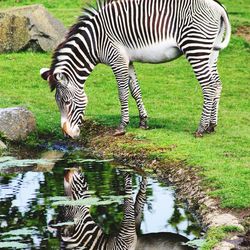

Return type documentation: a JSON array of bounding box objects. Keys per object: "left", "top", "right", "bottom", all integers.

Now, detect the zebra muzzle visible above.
[
  {"left": 62, "top": 122, "right": 71, "bottom": 138},
  {"left": 62, "top": 122, "right": 80, "bottom": 139}
]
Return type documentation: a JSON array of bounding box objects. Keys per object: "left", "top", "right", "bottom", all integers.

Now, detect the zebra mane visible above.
[
  {"left": 213, "top": 0, "right": 226, "bottom": 10},
  {"left": 79, "top": 0, "right": 117, "bottom": 22},
  {"left": 51, "top": 0, "right": 116, "bottom": 73}
]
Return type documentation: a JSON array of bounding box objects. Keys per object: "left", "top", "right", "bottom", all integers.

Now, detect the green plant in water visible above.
[
  {"left": 184, "top": 239, "right": 206, "bottom": 249},
  {"left": 0, "top": 242, "right": 29, "bottom": 249}
]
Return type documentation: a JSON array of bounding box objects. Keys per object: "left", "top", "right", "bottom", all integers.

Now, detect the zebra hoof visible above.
[
  {"left": 206, "top": 123, "right": 217, "bottom": 134},
  {"left": 140, "top": 124, "right": 149, "bottom": 130},
  {"left": 194, "top": 131, "right": 203, "bottom": 138},
  {"left": 139, "top": 118, "right": 149, "bottom": 130},
  {"left": 113, "top": 128, "right": 126, "bottom": 136}
]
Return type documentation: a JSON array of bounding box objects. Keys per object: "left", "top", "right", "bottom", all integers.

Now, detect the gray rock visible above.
[
  {"left": 0, "top": 5, "right": 67, "bottom": 53},
  {"left": 0, "top": 13, "right": 30, "bottom": 52},
  {"left": 214, "top": 241, "right": 235, "bottom": 250},
  {"left": 0, "top": 140, "right": 7, "bottom": 150},
  {"left": 0, "top": 107, "right": 36, "bottom": 141},
  {"left": 206, "top": 212, "right": 244, "bottom": 231}
]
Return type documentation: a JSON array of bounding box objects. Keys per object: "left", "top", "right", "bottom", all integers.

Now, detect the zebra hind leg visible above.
[
  {"left": 206, "top": 81, "right": 222, "bottom": 134},
  {"left": 187, "top": 57, "right": 219, "bottom": 137},
  {"left": 128, "top": 64, "right": 149, "bottom": 129},
  {"left": 206, "top": 53, "right": 222, "bottom": 134}
]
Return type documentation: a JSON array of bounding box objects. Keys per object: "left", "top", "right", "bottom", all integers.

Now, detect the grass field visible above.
[{"left": 0, "top": 0, "right": 249, "bottom": 213}]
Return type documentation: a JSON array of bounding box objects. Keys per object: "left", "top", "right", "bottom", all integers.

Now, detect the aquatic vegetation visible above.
[
  {"left": 0, "top": 157, "right": 53, "bottom": 170},
  {"left": 0, "top": 242, "right": 29, "bottom": 249},
  {"left": 51, "top": 195, "right": 128, "bottom": 207}
]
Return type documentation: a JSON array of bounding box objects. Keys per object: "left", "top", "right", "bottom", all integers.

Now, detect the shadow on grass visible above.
[{"left": 89, "top": 115, "right": 197, "bottom": 134}]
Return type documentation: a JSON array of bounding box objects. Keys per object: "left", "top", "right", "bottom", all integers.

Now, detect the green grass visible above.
[
  {"left": 201, "top": 225, "right": 243, "bottom": 250},
  {"left": 0, "top": 0, "right": 250, "bottom": 210}
]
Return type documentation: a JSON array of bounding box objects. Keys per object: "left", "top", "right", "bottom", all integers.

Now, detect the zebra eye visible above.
[{"left": 65, "top": 101, "right": 70, "bottom": 105}]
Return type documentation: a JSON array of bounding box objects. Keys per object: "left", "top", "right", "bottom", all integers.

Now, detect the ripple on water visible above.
[{"left": 0, "top": 150, "right": 203, "bottom": 249}]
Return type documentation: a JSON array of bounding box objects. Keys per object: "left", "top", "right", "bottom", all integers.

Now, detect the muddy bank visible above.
[
  {"left": 79, "top": 120, "right": 249, "bottom": 249},
  {"left": 236, "top": 26, "right": 250, "bottom": 43}
]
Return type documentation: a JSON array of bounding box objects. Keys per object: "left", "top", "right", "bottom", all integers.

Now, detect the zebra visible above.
[
  {"left": 51, "top": 169, "right": 194, "bottom": 250},
  {"left": 40, "top": 0, "right": 231, "bottom": 138},
  {"left": 54, "top": 169, "right": 138, "bottom": 249}
]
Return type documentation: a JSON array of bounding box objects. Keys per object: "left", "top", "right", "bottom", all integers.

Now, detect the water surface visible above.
[{"left": 0, "top": 149, "right": 202, "bottom": 249}]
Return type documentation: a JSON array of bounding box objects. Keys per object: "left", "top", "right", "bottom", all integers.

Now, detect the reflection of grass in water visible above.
[{"left": 0, "top": 158, "right": 53, "bottom": 169}]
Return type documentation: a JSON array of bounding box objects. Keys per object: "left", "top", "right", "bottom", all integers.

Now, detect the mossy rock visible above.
[
  {"left": 0, "top": 13, "right": 30, "bottom": 53},
  {"left": 0, "top": 5, "right": 67, "bottom": 53},
  {"left": 0, "top": 107, "right": 36, "bottom": 141}
]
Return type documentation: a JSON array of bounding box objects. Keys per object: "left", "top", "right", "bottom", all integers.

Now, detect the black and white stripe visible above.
[
  {"left": 42, "top": 0, "right": 231, "bottom": 137},
  {"left": 58, "top": 170, "right": 141, "bottom": 249}
]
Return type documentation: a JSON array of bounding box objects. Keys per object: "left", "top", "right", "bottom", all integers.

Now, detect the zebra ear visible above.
[
  {"left": 40, "top": 68, "right": 58, "bottom": 92},
  {"left": 48, "top": 75, "right": 58, "bottom": 92},
  {"left": 40, "top": 68, "right": 50, "bottom": 81}
]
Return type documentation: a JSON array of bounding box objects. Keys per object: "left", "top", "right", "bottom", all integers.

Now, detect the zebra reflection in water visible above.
[{"left": 52, "top": 169, "right": 193, "bottom": 249}]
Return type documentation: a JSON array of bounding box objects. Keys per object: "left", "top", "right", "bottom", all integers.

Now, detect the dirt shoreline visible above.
[{"left": 80, "top": 121, "right": 249, "bottom": 249}]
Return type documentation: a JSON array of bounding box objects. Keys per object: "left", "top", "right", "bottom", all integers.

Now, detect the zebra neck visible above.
[
  {"left": 62, "top": 205, "right": 109, "bottom": 249},
  {"left": 51, "top": 20, "right": 99, "bottom": 87}
]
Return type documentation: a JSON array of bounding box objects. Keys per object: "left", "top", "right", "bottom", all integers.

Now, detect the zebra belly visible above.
[{"left": 126, "top": 40, "right": 182, "bottom": 63}]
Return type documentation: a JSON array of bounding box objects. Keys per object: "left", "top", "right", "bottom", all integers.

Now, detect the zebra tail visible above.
[{"left": 213, "top": 6, "right": 231, "bottom": 51}]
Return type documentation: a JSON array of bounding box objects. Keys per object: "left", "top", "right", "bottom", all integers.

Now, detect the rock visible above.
[
  {"left": 0, "top": 13, "right": 30, "bottom": 52},
  {"left": 206, "top": 212, "right": 244, "bottom": 231},
  {"left": 0, "top": 107, "right": 36, "bottom": 141},
  {"left": 214, "top": 241, "right": 235, "bottom": 250},
  {"left": 0, "top": 5, "right": 67, "bottom": 53},
  {"left": 0, "top": 140, "right": 7, "bottom": 150}
]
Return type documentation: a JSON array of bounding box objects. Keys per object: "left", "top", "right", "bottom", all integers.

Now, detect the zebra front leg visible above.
[
  {"left": 114, "top": 173, "right": 137, "bottom": 249},
  {"left": 112, "top": 64, "right": 130, "bottom": 136},
  {"left": 128, "top": 64, "right": 148, "bottom": 129},
  {"left": 134, "top": 176, "right": 147, "bottom": 233}
]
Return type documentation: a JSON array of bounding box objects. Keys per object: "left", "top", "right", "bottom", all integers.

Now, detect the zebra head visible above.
[
  {"left": 64, "top": 168, "right": 89, "bottom": 200},
  {"left": 40, "top": 68, "right": 88, "bottom": 139}
]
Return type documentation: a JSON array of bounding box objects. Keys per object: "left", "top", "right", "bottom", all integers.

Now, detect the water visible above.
[{"left": 0, "top": 149, "right": 202, "bottom": 249}]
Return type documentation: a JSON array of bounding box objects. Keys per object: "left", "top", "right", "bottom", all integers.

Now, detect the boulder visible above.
[
  {"left": 0, "top": 5, "right": 67, "bottom": 53},
  {"left": 0, "top": 107, "right": 36, "bottom": 141},
  {"left": 0, "top": 13, "right": 30, "bottom": 52}
]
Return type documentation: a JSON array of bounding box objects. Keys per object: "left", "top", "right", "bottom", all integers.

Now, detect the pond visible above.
[{"left": 0, "top": 148, "right": 203, "bottom": 249}]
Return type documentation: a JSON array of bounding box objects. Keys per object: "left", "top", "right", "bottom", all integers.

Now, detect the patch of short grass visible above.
[
  {"left": 0, "top": 52, "right": 61, "bottom": 137},
  {"left": 201, "top": 227, "right": 226, "bottom": 250}
]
